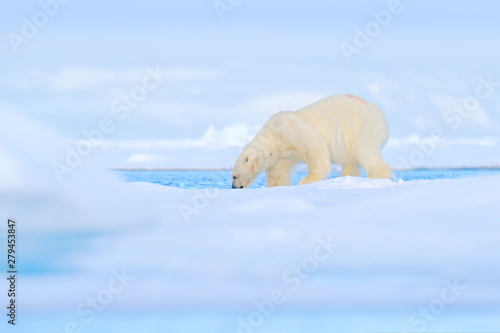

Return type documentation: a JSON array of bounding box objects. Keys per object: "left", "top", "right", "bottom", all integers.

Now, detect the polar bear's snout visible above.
[
  {"left": 232, "top": 175, "right": 246, "bottom": 189},
  {"left": 231, "top": 176, "right": 244, "bottom": 189},
  {"left": 232, "top": 154, "right": 259, "bottom": 188}
]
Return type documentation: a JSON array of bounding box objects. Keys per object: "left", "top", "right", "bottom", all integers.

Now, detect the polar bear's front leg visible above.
[
  {"left": 266, "top": 159, "right": 295, "bottom": 187},
  {"left": 298, "top": 148, "right": 331, "bottom": 185}
]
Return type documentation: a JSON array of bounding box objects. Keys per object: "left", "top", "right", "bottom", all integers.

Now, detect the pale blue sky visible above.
[{"left": 2, "top": 0, "right": 500, "bottom": 141}]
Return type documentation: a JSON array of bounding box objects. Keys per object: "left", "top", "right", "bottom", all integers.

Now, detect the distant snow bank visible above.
[{"left": 96, "top": 128, "right": 500, "bottom": 170}]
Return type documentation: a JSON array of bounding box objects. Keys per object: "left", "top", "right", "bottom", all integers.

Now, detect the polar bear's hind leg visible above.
[
  {"left": 356, "top": 146, "right": 393, "bottom": 179},
  {"left": 341, "top": 161, "right": 362, "bottom": 177}
]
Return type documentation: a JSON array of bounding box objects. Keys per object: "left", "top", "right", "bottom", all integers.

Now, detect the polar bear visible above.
[{"left": 231, "top": 94, "right": 392, "bottom": 188}]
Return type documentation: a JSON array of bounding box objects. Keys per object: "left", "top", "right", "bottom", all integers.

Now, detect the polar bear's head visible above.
[
  {"left": 231, "top": 116, "right": 285, "bottom": 189},
  {"left": 232, "top": 147, "right": 260, "bottom": 189}
]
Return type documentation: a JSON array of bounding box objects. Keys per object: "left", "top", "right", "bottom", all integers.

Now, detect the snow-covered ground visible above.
[
  {"left": 3, "top": 158, "right": 500, "bottom": 331},
  {"left": 1, "top": 111, "right": 500, "bottom": 332}
]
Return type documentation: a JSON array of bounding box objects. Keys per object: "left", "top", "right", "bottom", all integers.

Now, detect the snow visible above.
[
  {"left": 2, "top": 105, "right": 500, "bottom": 332},
  {"left": 2, "top": 113, "right": 500, "bottom": 331},
  {"left": 5, "top": 168, "right": 500, "bottom": 319},
  {"left": 301, "top": 176, "right": 403, "bottom": 189}
]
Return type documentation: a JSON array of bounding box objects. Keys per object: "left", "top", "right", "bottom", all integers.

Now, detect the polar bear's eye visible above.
[{"left": 245, "top": 157, "right": 249, "bottom": 162}]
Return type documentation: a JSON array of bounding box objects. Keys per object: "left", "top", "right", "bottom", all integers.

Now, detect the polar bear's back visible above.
[{"left": 295, "top": 94, "right": 389, "bottom": 161}]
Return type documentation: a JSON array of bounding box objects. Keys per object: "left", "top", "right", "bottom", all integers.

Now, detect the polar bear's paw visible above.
[
  {"left": 366, "top": 164, "right": 393, "bottom": 179},
  {"left": 298, "top": 174, "right": 325, "bottom": 185}
]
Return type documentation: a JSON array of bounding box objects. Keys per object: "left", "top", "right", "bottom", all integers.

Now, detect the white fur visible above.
[{"left": 232, "top": 94, "right": 392, "bottom": 188}]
